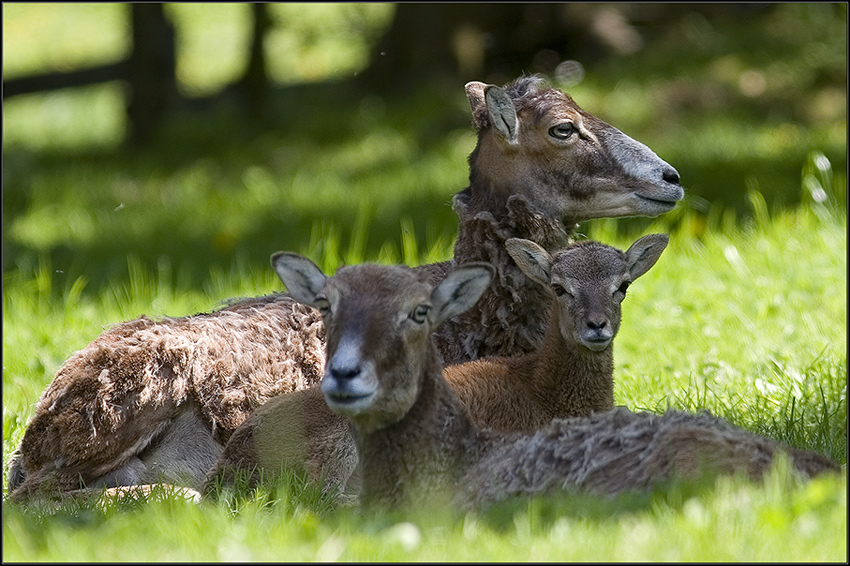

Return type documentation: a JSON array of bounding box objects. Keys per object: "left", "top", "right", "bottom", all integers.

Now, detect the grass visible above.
[
  {"left": 3, "top": 194, "right": 846, "bottom": 562},
  {"left": 2, "top": 3, "right": 846, "bottom": 561}
]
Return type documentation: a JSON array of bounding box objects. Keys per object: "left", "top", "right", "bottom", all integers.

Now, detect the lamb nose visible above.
[
  {"left": 662, "top": 167, "right": 680, "bottom": 185},
  {"left": 330, "top": 364, "right": 361, "bottom": 380}
]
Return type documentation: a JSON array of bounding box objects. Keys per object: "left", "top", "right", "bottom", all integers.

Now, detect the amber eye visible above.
[
  {"left": 411, "top": 304, "right": 430, "bottom": 323},
  {"left": 551, "top": 283, "right": 569, "bottom": 297},
  {"left": 549, "top": 123, "right": 575, "bottom": 140}
]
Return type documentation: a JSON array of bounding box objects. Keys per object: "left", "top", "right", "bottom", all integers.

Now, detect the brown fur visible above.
[
  {"left": 9, "top": 75, "right": 684, "bottom": 500},
  {"left": 207, "top": 387, "right": 359, "bottom": 504},
  {"left": 266, "top": 258, "right": 840, "bottom": 511},
  {"left": 204, "top": 236, "right": 666, "bottom": 500},
  {"left": 447, "top": 236, "right": 668, "bottom": 431},
  {"left": 464, "top": 407, "right": 841, "bottom": 507},
  {"left": 446, "top": 320, "right": 614, "bottom": 430},
  {"left": 8, "top": 296, "right": 324, "bottom": 499}
]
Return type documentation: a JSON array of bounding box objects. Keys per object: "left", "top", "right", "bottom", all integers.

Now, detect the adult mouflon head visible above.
[{"left": 464, "top": 76, "right": 683, "bottom": 224}]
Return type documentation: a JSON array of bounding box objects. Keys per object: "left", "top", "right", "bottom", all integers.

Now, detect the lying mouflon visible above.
[
  {"left": 205, "top": 234, "right": 669, "bottom": 500},
  {"left": 260, "top": 252, "right": 840, "bottom": 510}
]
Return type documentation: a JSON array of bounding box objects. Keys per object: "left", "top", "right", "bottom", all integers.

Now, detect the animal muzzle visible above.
[
  {"left": 321, "top": 345, "right": 379, "bottom": 413},
  {"left": 579, "top": 321, "right": 614, "bottom": 351}
]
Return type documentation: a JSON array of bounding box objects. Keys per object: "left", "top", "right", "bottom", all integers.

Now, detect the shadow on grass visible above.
[
  {"left": 2, "top": 80, "right": 467, "bottom": 299},
  {"left": 3, "top": 78, "right": 846, "bottom": 300}
]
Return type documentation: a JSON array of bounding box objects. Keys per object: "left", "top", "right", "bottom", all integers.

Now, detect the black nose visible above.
[
  {"left": 662, "top": 167, "right": 680, "bottom": 185},
  {"left": 587, "top": 319, "right": 607, "bottom": 331}
]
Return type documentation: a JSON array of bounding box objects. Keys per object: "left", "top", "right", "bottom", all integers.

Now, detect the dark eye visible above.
[
  {"left": 315, "top": 298, "right": 330, "bottom": 316},
  {"left": 411, "top": 304, "right": 430, "bottom": 323},
  {"left": 617, "top": 281, "right": 630, "bottom": 295},
  {"left": 548, "top": 123, "right": 575, "bottom": 140},
  {"left": 551, "top": 283, "right": 569, "bottom": 297}
]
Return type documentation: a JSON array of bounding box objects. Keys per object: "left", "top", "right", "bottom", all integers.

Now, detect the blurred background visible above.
[{"left": 3, "top": 3, "right": 846, "bottom": 296}]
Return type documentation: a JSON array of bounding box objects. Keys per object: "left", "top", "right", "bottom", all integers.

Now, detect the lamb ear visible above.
[
  {"left": 465, "top": 81, "right": 487, "bottom": 126},
  {"left": 271, "top": 252, "right": 328, "bottom": 307},
  {"left": 430, "top": 263, "right": 494, "bottom": 327},
  {"left": 484, "top": 85, "right": 519, "bottom": 144},
  {"left": 624, "top": 234, "right": 669, "bottom": 281},
  {"left": 505, "top": 238, "right": 552, "bottom": 287}
]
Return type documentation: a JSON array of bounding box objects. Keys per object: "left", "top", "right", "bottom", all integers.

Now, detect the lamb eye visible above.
[
  {"left": 410, "top": 304, "right": 430, "bottom": 323},
  {"left": 549, "top": 123, "right": 575, "bottom": 140},
  {"left": 315, "top": 298, "right": 331, "bottom": 316},
  {"left": 551, "top": 283, "right": 569, "bottom": 297}
]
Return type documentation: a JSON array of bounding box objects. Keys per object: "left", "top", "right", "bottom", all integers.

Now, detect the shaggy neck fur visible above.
[{"left": 431, "top": 190, "right": 571, "bottom": 365}]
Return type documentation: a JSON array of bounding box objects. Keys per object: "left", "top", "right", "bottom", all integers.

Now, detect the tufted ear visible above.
[
  {"left": 484, "top": 85, "right": 519, "bottom": 145},
  {"left": 430, "top": 263, "right": 494, "bottom": 328},
  {"left": 505, "top": 238, "right": 553, "bottom": 288},
  {"left": 271, "top": 252, "right": 328, "bottom": 307},
  {"left": 624, "top": 234, "right": 669, "bottom": 281}
]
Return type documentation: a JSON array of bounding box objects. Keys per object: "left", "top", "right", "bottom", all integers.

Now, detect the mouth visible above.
[
  {"left": 634, "top": 193, "right": 680, "bottom": 214},
  {"left": 321, "top": 378, "right": 377, "bottom": 413},
  {"left": 325, "top": 389, "right": 374, "bottom": 404},
  {"left": 580, "top": 334, "right": 613, "bottom": 351},
  {"left": 324, "top": 390, "right": 376, "bottom": 415},
  {"left": 637, "top": 193, "right": 679, "bottom": 206}
]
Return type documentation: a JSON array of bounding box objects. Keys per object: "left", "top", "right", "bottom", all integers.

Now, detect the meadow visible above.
[{"left": 2, "top": 3, "right": 846, "bottom": 561}]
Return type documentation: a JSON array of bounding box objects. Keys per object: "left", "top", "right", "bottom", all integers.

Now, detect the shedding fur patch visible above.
[{"left": 11, "top": 294, "right": 326, "bottom": 496}]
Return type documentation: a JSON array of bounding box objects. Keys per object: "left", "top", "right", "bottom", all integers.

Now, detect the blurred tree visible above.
[
  {"left": 354, "top": 3, "right": 779, "bottom": 93},
  {"left": 231, "top": 3, "right": 271, "bottom": 118},
  {"left": 2, "top": 4, "right": 272, "bottom": 145},
  {"left": 3, "top": 4, "right": 178, "bottom": 146},
  {"left": 355, "top": 4, "right": 579, "bottom": 92},
  {"left": 126, "top": 3, "right": 178, "bottom": 145}
]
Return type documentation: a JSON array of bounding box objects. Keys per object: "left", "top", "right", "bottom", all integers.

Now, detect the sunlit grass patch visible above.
[
  {"left": 4, "top": 457, "right": 844, "bottom": 561},
  {"left": 3, "top": 203, "right": 846, "bottom": 562},
  {"left": 2, "top": 84, "right": 127, "bottom": 150}
]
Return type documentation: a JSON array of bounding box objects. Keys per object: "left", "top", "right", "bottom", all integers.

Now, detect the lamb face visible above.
[
  {"left": 271, "top": 252, "right": 494, "bottom": 435},
  {"left": 506, "top": 234, "right": 669, "bottom": 352}
]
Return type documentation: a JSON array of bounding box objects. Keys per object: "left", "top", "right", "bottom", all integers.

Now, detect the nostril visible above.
[
  {"left": 331, "top": 364, "right": 361, "bottom": 380},
  {"left": 662, "top": 167, "right": 680, "bottom": 185},
  {"left": 587, "top": 319, "right": 607, "bottom": 331}
]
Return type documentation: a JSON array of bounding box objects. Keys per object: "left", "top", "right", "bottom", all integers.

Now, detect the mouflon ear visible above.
[
  {"left": 506, "top": 238, "right": 553, "bottom": 287},
  {"left": 624, "top": 234, "right": 669, "bottom": 281},
  {"left": 484, "top": 85, "right": 519, "bottom": 145},
  {"left": 271, "top": 252, "right": 328, "bottom": 307},
  {"left": 429, "top": 263, "right": 494, "bottom": 327},
  {"left": 465, "top": 81, "right": 488, "bottom": 128}
]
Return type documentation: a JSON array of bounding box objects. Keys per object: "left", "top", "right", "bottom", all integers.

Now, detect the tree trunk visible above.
[
  {"left": 355, "top": 4, "right": 583, "bottom": 94},
  {"left": 233, "top": 3, "right": 271, "bottom": 119},
  {"left": 127, "top": 3, "right": 178, "bottom": 146},
  {"left": 355, "top": 4, "right": 780, "bottom": 95}
]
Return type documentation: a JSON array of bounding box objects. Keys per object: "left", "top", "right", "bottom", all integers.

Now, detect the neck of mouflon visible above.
[
  {"left": 353, "top": 346, "right": 482, "bottom": 510},
  {"left": 529, "top": 304, "right": 615, "bottom": 419},
  {"left": 432, "top": 189, "right": 570, "bottom": 365}
]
